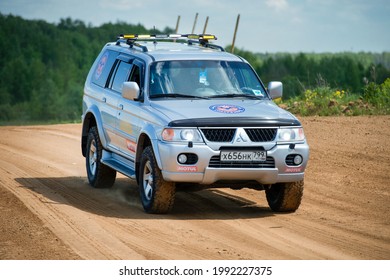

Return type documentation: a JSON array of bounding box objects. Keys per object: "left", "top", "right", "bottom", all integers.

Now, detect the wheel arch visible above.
[
  {"left": 135, "top": 133, "right": 151, "bottom": 183},
  {"left": 135, "top": 130, "right": 164, "bottom": 183},
  {"left": 81, "top": 107, "right": 105, "bottom": 157}
]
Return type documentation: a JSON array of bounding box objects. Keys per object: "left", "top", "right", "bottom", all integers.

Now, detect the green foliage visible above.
[
  {"left": 0, "top": 13, "right": 389, "bottom": 124},
  {"left": 276, "top": 78, "right": 390, "bottom": 116},
  {"left": 362, "top": 78, "right": 390, "bottom": 114},
  {"left": 231, "top": 47, "right": 390, "bottom": 102},
  {"left": 232, "top": 46, "right": 389, "bottom": 116},
  {"left": 0, "top": 14, "right": 173, "bottom": 124}
]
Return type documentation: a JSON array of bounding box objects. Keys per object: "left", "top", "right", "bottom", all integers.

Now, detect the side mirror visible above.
[
  {"left": 268, "top": 81, "right": 283, "bottom": 99},
  {"left": 122, "top": 82, "right": 139, "bottom": 100}
]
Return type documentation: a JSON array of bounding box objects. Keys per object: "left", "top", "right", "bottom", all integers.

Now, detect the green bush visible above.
[
  {"left": 362, "top": 78, "right": 390, "bottom": 114},
  {"left": 276, "top": 79, "right": 390, "bottom": 116}
]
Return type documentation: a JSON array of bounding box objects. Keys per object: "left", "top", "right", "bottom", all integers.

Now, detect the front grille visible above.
[
  {"left": 201, "top": 128, "right": 277, "bottom": 143},
  {"left": 209, "top": 156, "right": 275, "bottom": 168},
  {"left": 244, "top": 128, "right": 277, "bottom": 142},
  {"left": 201, "top": 129, "right": 235, "bottom": 142}
]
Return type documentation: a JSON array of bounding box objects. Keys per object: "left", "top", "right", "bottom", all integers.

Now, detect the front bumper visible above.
[{"left": 157, "top": 140, "right": 309, "bottom": 185}]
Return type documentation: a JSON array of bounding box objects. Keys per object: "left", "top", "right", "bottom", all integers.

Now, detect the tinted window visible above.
[{"left": 92, "top": 50, "right": 118, "bottom": 87}]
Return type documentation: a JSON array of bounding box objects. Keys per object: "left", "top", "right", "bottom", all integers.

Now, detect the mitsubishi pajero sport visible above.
[{"left": 81, "top": 34, "right": 309, "bottom": 214}]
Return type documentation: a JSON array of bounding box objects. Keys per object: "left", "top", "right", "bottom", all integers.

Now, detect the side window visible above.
[
  {"left": 239, "top": 64, "right": 265, "bottom": 94},
  {"left": 111, "top": 61, "right": 132, "bottom": 93},
  {"left": 129, "top": 65, "right": 140, "bottom": 86},
  {"left": 92, "top": 50, "right": 118, "bottom": 87}
]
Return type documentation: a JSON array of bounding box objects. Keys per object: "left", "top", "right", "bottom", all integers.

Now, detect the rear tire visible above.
[
  {"left": 139, "top": 146, "right": 175, "bottom": 214},
  {"left": 86, "top": 127, "right": 116, "bottom": 188},
  {"left": 265, "top": 180, "right": 304, "bottom": 212}
]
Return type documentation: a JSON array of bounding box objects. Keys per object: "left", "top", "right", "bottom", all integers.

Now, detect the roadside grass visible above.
[{"left": 276, "top": 78, "right": 390, "bottom": 116}]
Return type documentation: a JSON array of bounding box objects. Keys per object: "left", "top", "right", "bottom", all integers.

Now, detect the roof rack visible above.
[
  {"left": 187, "top": 39, "right": 225, "bottom": 52},
  {"left": 116, "top": 34, "right": 224, "bottom": 52}
]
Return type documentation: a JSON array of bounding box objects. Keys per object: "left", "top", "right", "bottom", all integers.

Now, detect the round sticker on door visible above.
[{"left": 209, "top": 104, "right": 245, "bottom": 114}]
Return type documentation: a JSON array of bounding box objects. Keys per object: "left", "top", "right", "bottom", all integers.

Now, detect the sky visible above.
[{"left": 1, "top": 0, "right": 389, "bottom": 53}]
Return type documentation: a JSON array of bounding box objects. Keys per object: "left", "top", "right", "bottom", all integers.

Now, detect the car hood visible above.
[{"left": 149, "top": 99, "right": 300, "bottom": 127}]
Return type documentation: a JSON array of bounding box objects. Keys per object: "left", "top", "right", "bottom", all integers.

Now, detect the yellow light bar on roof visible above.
[
  {"left": 119, "top": 34, "right": 217, "bottom": 41},
  {"left": 201, "top": 35, "right": 216, "bottom": 40},
  {"left": 137, "top": 35, "right": 151, "bottom": 39},
  {"left": 122, "top": 34, "right": 136, "bottom": 39},
  {"left": 187, "top": 34, "right": 200, "bottom": 40}
]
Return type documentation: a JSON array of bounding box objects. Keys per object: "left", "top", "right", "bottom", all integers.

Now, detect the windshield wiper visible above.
[
  {"left": 150, "top": 93, "right": 210, "bottom": 99},
  {"left": 208, "top": 93, "right": 264, "bottom": 99}
]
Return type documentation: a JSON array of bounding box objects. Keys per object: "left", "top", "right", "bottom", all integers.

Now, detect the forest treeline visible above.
[
  {"left": 229, "top": 48, "right": 390, "bottom": 99},
  {"left": 0, "top": 13, "right": 389, "bottom": 123}
]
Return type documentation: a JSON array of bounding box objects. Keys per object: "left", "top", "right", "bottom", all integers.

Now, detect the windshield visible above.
[{"left": 148, "top": 60, "right": 267, "bottom": 99}]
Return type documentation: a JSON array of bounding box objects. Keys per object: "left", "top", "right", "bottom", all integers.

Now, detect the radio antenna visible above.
[
  {"left": 175, "top": 15, "right": 181, "bottom": 33},
  {"left": 192, "top": 12, "right": 199, "bottom": 34},
  {"left": 203, "top": 16, "right": 209, "bottom": 34},
  {"left": 231, "top": 14, "right": 240, "bottom": 53}
]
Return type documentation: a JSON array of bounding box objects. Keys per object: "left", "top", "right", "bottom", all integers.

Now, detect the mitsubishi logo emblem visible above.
[{"left": 233, "top": 128, "right": 250, "bottom": 143}]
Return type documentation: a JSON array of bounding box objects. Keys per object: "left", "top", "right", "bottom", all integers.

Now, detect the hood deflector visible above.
[{"left": 168, "top": 117, "right": 301, "bottom": 127}]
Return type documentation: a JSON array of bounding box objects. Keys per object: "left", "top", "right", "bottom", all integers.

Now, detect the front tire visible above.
[
  {"left": 86, "top": 127, "right": 116, "bottom": 188},
  {"left": 265, "top": 180, "right": 304, "bottom": 212},
  {"left": 139, "top": 146, "right": 175, "bottom": 214}
]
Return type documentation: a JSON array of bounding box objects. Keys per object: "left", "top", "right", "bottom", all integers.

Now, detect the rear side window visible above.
[{"left": 92, "top": 50, "right": 118, "bottom": 87}]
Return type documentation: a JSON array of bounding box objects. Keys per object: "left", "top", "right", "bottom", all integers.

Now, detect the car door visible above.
[
  {"left": 116, "top": 60, "right": 144, "bottom": 159},
  {"left": 90, "top": 49, "right": 120, "bottom": 150},
  {"left": 106, "top": 55, "right": 134, "bottom": 151}
]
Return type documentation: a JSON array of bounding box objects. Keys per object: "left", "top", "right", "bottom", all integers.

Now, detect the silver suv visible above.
[{"left": 81, "top": 34, "right": 309, "bottom": 214}]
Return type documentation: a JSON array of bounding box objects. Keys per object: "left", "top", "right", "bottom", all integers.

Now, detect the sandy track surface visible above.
[{"left": 0, "top": 116, "right": 389, "bottom": 260}]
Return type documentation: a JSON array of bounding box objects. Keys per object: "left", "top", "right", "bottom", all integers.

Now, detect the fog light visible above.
[
  {"left": 178, "top": 154, "right": 188, "bottom": 164},
  {"left": 293, "top": 155, "right": 303, "bottom": 165}
]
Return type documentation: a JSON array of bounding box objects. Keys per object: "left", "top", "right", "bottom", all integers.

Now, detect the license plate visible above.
[{"left": 220, "top": 150, "right": 267, "bottom": 162}]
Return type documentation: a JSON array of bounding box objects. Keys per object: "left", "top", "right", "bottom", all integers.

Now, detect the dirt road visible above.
[{"left": 0, "top": 116, "right": 389, "bottom": 260}]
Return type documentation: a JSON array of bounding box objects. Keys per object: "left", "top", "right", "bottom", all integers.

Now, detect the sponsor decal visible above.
[
  {"left": 209, "top": 104, "right": 245, "bottom": 114},
  {"left": 94, "top": 51, "right": 109, "bottom": 80},
  {"left": 119, "top": 121, "right": 134, "bottom": 134},
  {"left": 126, "top": 139, "right": 136, "bottom": 153},
  {"left": 199, "top": 70, "right": 208, "bottom": 85},
  {"left": 177, "top": 166, "right": 198, "bottom": 172},
  {"left": 285, "top": 167, "right": 303, "bottom": 173},
  {"left": 253, "top": 90, "right": 265, "bottom": 97}
]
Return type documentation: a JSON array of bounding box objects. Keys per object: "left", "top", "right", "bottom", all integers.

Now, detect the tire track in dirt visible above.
[
  {"left": 0, "top": 118, "right": 389, "bottom": 260},
  {"left": 0, "top": 156, "right": 145, "bottom": 259}
]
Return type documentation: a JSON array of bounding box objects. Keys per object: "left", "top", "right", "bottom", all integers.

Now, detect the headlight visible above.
[
  {"left": 180, "top": 129, "right": 196, "bottom": 141},
  {"left": 161, "top": 128, "right": 203, "bottom": 142},
  {"left": 277, "top": 128, "right": 305, "bottom": 142}
]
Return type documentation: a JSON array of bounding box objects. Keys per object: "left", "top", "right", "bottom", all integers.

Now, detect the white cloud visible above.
[{"left": 265, "top": 0, "right": 289, "bottom": 11}]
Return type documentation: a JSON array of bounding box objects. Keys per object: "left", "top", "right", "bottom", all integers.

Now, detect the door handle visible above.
[
  {"left": 102, "top": 97, "right": 106, "bottom": 103},
  {"left": 119, "top": 104, "right": 124, "bottom": 110}
]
